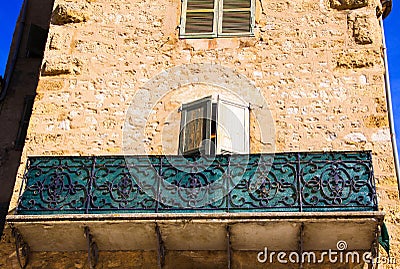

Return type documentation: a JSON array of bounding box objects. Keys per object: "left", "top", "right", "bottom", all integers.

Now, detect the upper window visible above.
[
  {"left": 26, "top": 24, "right": 48, "bottom": 58},
  {"left": 179, "top": 0, "right": 255, "bottom": 38},
  {"left": 179, "top": 95, "right": 250, "bottom": 156},
  {"left": 15, "top": 95, "right": 35, "bottom": 150}
]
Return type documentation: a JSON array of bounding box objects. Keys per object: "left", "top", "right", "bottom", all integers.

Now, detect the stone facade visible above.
[{"left": 2, "top": 0, "right": 399, "bottom": 268}]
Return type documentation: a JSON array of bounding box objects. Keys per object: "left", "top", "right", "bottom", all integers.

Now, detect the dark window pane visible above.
[
  {"left": 15, "top": 96, "right": 35, "bottom": 150},
  {"left": 26, "top": 24, "right": 48, "bottom": 58}
]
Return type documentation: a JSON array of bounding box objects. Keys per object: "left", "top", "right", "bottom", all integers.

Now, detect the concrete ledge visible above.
[
  {"left": 7, "top": 211, "right": 384, "bottom": 253},
  {"left": 6, "top": 211, "right": 385, "bottom": 222}
]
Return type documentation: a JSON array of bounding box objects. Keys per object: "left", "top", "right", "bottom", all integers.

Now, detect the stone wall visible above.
[
  {"left": 20, "top": 0, "right": 388, "bottom": 158},
  {"left": 4, "top": 0, "right": 399, "bottom": 267}
]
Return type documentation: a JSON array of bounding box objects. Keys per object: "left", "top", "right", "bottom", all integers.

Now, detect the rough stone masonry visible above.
[{"left": 1, "top": 0, "right": 399, "bottom": 268}]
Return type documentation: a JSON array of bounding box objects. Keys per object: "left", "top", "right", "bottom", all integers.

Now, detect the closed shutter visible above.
[
  {"left": 219, "top": 0, "right": 253, "bottom": 35},
  {"left": 180, "top": 0, "right": 218, "bottom": 37},
  {"left": 216, "top": 98, "right": 249, "bottom": 154},
  {"left": 179, "top": 96, "right": 213, "bottom": 155}
]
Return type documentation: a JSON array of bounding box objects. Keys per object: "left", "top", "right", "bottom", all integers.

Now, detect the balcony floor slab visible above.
[{"left": 7, "top": 212, "right": 384, "bottom": 253}]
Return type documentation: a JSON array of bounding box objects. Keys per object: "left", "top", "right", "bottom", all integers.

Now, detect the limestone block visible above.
[
  {"left": 329, "top": 0, "right": 369, "bottom": 10},
  {"left": 348, "top": 12, "right": 378, "bottom": 44},
  {"left": 344, "top": 132, "right": 367, "bottom": 145},
  {"left": 364, "top": 114, "right": 388, "bottom": 128},
  {"left": 42, "top": 56, "right": 73, "bottom": 76},
  {"left": 354, "top": 16, "right": 373, "bottom": 44},
  {"left": 336, "top": 49, "right": 381, "bottom": 68},
  {"left": 42, "top": 55, "right": 82, "bottom": 76},
  {"left": 51, "top": 2, "right": 90, "bottom": 25},
  {"left": 49, "top": 29, "right": 72, "bottom": 50},
  {"left": 371, "top": 129, "right": 390, "bottom": 142},
  {"left": 37, "top": 79, "right": 64, "bottom": 92},
  {"left": 375, "top": 97, "right": 387, "bottom": 113}
]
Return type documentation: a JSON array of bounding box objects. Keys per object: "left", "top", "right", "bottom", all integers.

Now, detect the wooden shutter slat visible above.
[
  {"left": 182, "top": 0, "right": 217, "bottom": 36},
  {"left": 185, "top": 12, "right": 215, "bottom": 34},
  {"left": 222, "top": 0, "right": 251, "bottom": 9},
  {"left": 187, "top": 0, "right": 215, "bottom": 10},
  {"left": 221, "top": 11, "right": 251, "bottom": 33}
]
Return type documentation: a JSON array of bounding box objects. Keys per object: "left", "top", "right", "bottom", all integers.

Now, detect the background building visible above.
[
  {"left": 0, "top": 0, "right": 398, "bottom": 268},
  {"left": 0, "top": 0, "right": 53, "bottom": 253}
]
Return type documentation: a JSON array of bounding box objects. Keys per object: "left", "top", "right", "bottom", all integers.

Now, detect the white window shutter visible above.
[{"left": 216, "top": 98, "right": 249, "bottom": 154}]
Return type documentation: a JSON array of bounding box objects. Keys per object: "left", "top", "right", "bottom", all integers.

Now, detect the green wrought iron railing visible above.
[{"left": 16, "top": 151, "right": 377, "bottom": 215}]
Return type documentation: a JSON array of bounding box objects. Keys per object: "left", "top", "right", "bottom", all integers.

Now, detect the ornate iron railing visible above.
[{"left": 16, "top": 151, "right": 377, "bottom": 214}]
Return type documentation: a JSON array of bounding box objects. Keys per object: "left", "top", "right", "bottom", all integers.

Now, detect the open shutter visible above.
[
  {"left": 180, "top": 0, "right": 218, "bottom": 38},
  {"left": 179, "top": 96, "right": 213, "bottom": 155},
  {"left": 219, "top": 0, "right": 254, "bottom": 36},
  {"left": 216, "top": 97, "right": 249, "bottom": 154}
]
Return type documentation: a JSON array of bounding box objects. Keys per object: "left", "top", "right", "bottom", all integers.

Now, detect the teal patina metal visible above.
[{"left": 16, "top": 151, "right": 377, "bottom": 214}]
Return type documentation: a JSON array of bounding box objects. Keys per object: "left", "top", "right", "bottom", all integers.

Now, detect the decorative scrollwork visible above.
[
  {"left": 229, "top": 155, "right": 299, "bottom": 211},
  {"left": 158, "top": 155, "right": 228, "bottom": 209},
  {"left": 300, "top": 154, "right": 375, "bottom": 210},
  {"left": 17, "top": 157, "right": 89, "bottom": 214},
  {"left": 12, "top": 228, "right": 30, "bottom": 269},
  {"left": 16, "top": 151, "right": 377, "bottom": 214},
  {"left": 90, "top": 156, "right": 158, "bottom": 212}
]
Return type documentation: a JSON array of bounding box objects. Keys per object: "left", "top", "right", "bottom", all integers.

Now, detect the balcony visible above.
[{"left": 7, "top": 151, "right": 384, "bottom": 268}]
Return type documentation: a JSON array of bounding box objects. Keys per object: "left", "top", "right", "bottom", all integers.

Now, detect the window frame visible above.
[
  {"left": 179, "top": 0, "right": 255, "bottom": 39},
  {"left": 178, "top": 95, "right": 250, "bottom": 156}
]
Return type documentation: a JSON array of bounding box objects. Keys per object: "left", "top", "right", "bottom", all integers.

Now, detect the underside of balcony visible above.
[
  {"left": 7, "top": 211, "right": 383, "bottom": 251},
  {"left": 7, "top": 212, "right": 384, "bottom": 268}
]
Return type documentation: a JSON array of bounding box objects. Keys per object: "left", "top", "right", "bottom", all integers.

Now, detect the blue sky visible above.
[
  {"left": 0, "top": 1, "right": 23, "bottom": 76},
  {"left": 384, "top": 4, "right": 400, "bottom": 149},
  {"left": 0, "top": 1, "right": 399, "bottom": 150}
]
